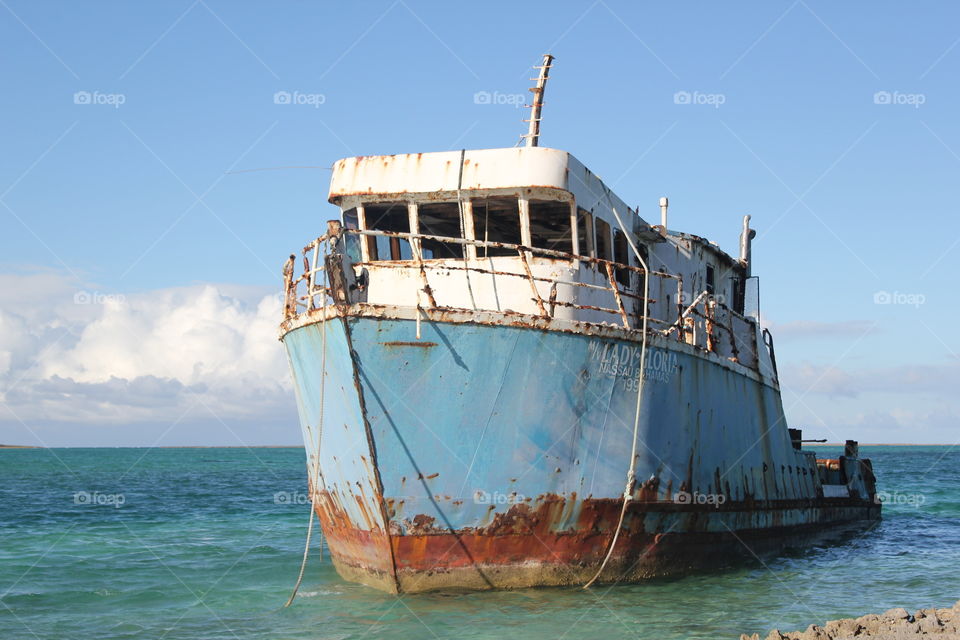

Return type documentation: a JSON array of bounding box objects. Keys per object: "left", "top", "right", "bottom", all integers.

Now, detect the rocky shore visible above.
[{"left": 741, "top": 601, "right": 960, "bottom": 639}]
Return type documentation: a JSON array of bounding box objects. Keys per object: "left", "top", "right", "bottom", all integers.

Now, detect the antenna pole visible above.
[{"left": 524, "top": 54, "right": 554, "bottom": 147}]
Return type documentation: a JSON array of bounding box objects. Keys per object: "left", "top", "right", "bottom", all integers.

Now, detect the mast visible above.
[{"left": 523, "top": 54, "right": 554, "bottom": 147}]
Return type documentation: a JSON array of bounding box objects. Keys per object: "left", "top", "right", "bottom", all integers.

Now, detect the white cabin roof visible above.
[
  {"left": 328, "top": 147, "right": 654, "bottom": 233},
  {"left": 329, "top": 147, "right": 569, "bottom": 199}
]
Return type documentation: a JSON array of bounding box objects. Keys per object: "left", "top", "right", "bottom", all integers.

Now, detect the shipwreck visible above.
[{"left": 279, "top": 55, "right": 880, "bottom": 593}]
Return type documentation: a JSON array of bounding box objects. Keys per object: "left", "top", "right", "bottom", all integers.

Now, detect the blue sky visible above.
[{"left": 1, "top": 0, "right": 958, "bottom": 445}]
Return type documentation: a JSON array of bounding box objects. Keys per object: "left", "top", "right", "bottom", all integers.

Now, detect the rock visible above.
[
  {"left": 937, "top": 606, "right": 955, "bottom": 627},
  {"left": 747, "top": 601, "right": 960, "bottom": 639},
  {"left": 913, "top": 609, "right": 943, "bottom": 635},
  {"left": 855, "top": 613, "right": 884, "bottom": 635},
  {"left": 917, "top": 613, "right": 944, "bottom": 634},
  {"left": 739, "top": 634, "right": 760, "bottom": 640},
  {"left": 797, "top": 624, "right": 829, "bottom": 640},
  {"left": 823, "top": 617, "right": 858, "bottom": 637},
  {"left": 882, "top": 607, "right": 914, "bottom": 623}
]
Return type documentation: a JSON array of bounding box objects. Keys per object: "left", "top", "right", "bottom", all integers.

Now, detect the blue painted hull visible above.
[{"left": 282, "top": 312, "right": 879, "bottom": 592}]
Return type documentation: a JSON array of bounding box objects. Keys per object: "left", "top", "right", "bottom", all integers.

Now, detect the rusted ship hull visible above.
[
  {"left": 281, "top": 306, "right": 880, "bottom": 593},
  {"left": 315, "top": 491, "right": 878, "bottom": 593}
]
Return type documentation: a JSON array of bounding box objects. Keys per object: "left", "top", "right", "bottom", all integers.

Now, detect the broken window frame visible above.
[
  {"left": 416, "top": 201, "right": 467, "bottom": 260},
  {"left": 613, "top": 228, "right": 632, "bottom": 287},
  {"left": 576, "top": 207, "right": 596, "bottom": 267},
  {"left": 360, "top": 201, "right": 415, "bottom": 261},
  {"left": 526, "top": 198, "right": 575, "bottom": 257},
  {"left": 595, "top": 216, "right": 612, "bottom": 262},
  {"left": 471, "top": 195, "right": 524, "bottom": 258},
  {"left": 354, "top": 192, "right": 579, "bottom": 263},
  {"left": 342, "top": 207, "right": 363, "bottom": 263}
]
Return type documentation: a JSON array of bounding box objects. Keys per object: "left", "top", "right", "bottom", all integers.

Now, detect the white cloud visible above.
[
  {"left": 780, "top": 359, "right": 960, "bottom": 444},
  {"left": 2, "top": 270, "right": 954, "bottom": 446},
  {"left": 788, "top": 404, "right": 960, "bottom": 445},
  {"left": 0, "top": 271, "right": 293, "bottom": 438},
  {"left": 770, "top": 319, "right": 877, "bottom": 340},
  {"left": 780, "top": 361, "right": 960, "bottom": 398}
]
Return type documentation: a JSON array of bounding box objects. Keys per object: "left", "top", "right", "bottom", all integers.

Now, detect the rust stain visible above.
[
  {"left": 378, "top": 494, "right": 877, "bottom": 592},
  {"left": 380, "top": 341, "right": 438, "bottom": 348}
]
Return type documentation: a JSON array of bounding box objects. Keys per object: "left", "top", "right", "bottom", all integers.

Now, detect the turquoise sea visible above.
[{"left": 1, "top": 445, "right": 957, "bottom": 639}]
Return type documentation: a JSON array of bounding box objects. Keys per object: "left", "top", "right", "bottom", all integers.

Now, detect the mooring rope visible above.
[
  {"left": 583, "top": 206, "right": 651, "bottom": 589},
  {"left": 284, "top": 246, "right": 329, "bottom": 607}
]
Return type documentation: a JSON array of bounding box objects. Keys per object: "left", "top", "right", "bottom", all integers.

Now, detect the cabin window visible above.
[
  {"left": 342, "top": 208, "right": 362, "bottom": 263},
  {"left": 706, "top": 265, "right": 715, "bottom": 295},
  {"left": 595, "top": 217, "right": 612, "bottom": 262},
  {"left": 732, "top": 275, "right": 746, "bottom": 314},
  {"left": 528, "top": 200, "right": 573, "bottom": 255},
  {"left": 343, "top": 208, "right": 359, "bottom": 228},
  {"left": 576, "top": 208, "right": 595, "bottom": 260},
  {"left": 364, "top": 202, "right": 412, "bottom": 261},
  {"left": 417, "top": 202, "right": 464, "bottom": 259},
  {"left": 613, "top": 229, "right": 631, "bottom": 286},
  {"left": 473, "top": 197, "right": 521, "bottom": 257}
]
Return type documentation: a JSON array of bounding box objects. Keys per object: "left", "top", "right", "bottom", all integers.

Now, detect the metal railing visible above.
[
  {"left": 282, "top": 225, "right": 766, "bottom": 371},
  {"left": 285, "top": 227, "right": 678, "bottom": 326}
]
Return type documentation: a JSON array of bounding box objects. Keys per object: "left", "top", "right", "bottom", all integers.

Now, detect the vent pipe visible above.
[
  {"left": 739, "top": 215, "right": 756, "bottom": 276},
  {"left": 659, "top": 197, "right": 669, "bottom": 229}
]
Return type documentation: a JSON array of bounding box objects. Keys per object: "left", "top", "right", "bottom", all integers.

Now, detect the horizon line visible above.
[{"left": 1, "top": 443, "right": 956, "bottom": 449}]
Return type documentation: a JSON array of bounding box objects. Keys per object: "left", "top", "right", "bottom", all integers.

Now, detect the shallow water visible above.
[{"left": 1, "top": 445, "right": 957, "bottom": 639}]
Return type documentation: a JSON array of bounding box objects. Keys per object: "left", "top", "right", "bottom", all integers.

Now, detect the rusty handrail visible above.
[
  {"left": 649, "top": 286, "right": 762, "bottom": 371},
  {"left": 661, "top": 290, "right": 710, "bottom": 336},
  {"left": 287, "top": 228, "right": 677, "bottom": 327},
  {"left": 355, "top": 257, "right": 656, "bottom": 305},
  {"left": 345, "top": 228, "right": 665, "bottom": 316},
  {"left": 346, "top": 228, "right": 678, "bottom": 281},
  {"left": 284, "top": 228, "right": 768, "bottom": 379},
  {"left": 517, "top": 247, "right": 548, "bottom": 317},
  {"left": 603, "top": 262, "right": 630, "bottom": 329}
]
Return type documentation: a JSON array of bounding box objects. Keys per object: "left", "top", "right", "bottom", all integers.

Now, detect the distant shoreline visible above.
[
  {"left": 0, "top": 445, "right": 304, "bottom": 449},
  {"left": 1, "top": 443, "right": 952, "bottom": 449},
  {"left": 807, "top": 443, "right": 954, "bottom": 447}
]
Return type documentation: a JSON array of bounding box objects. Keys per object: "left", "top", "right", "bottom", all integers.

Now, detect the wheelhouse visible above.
[
  {"left": 286, "top": 146, "right": 765, "bottom": 377},
  {"left": 328, "top": 147, "right": 659, "bottom": 270}
]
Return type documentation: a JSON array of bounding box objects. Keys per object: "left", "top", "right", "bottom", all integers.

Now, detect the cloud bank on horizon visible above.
[
  {"left": 0, "top": 270, "right": 295, "bottom": 446},
  {"left": 0, "top": 269, "right": 956, "bottom": 446}
]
